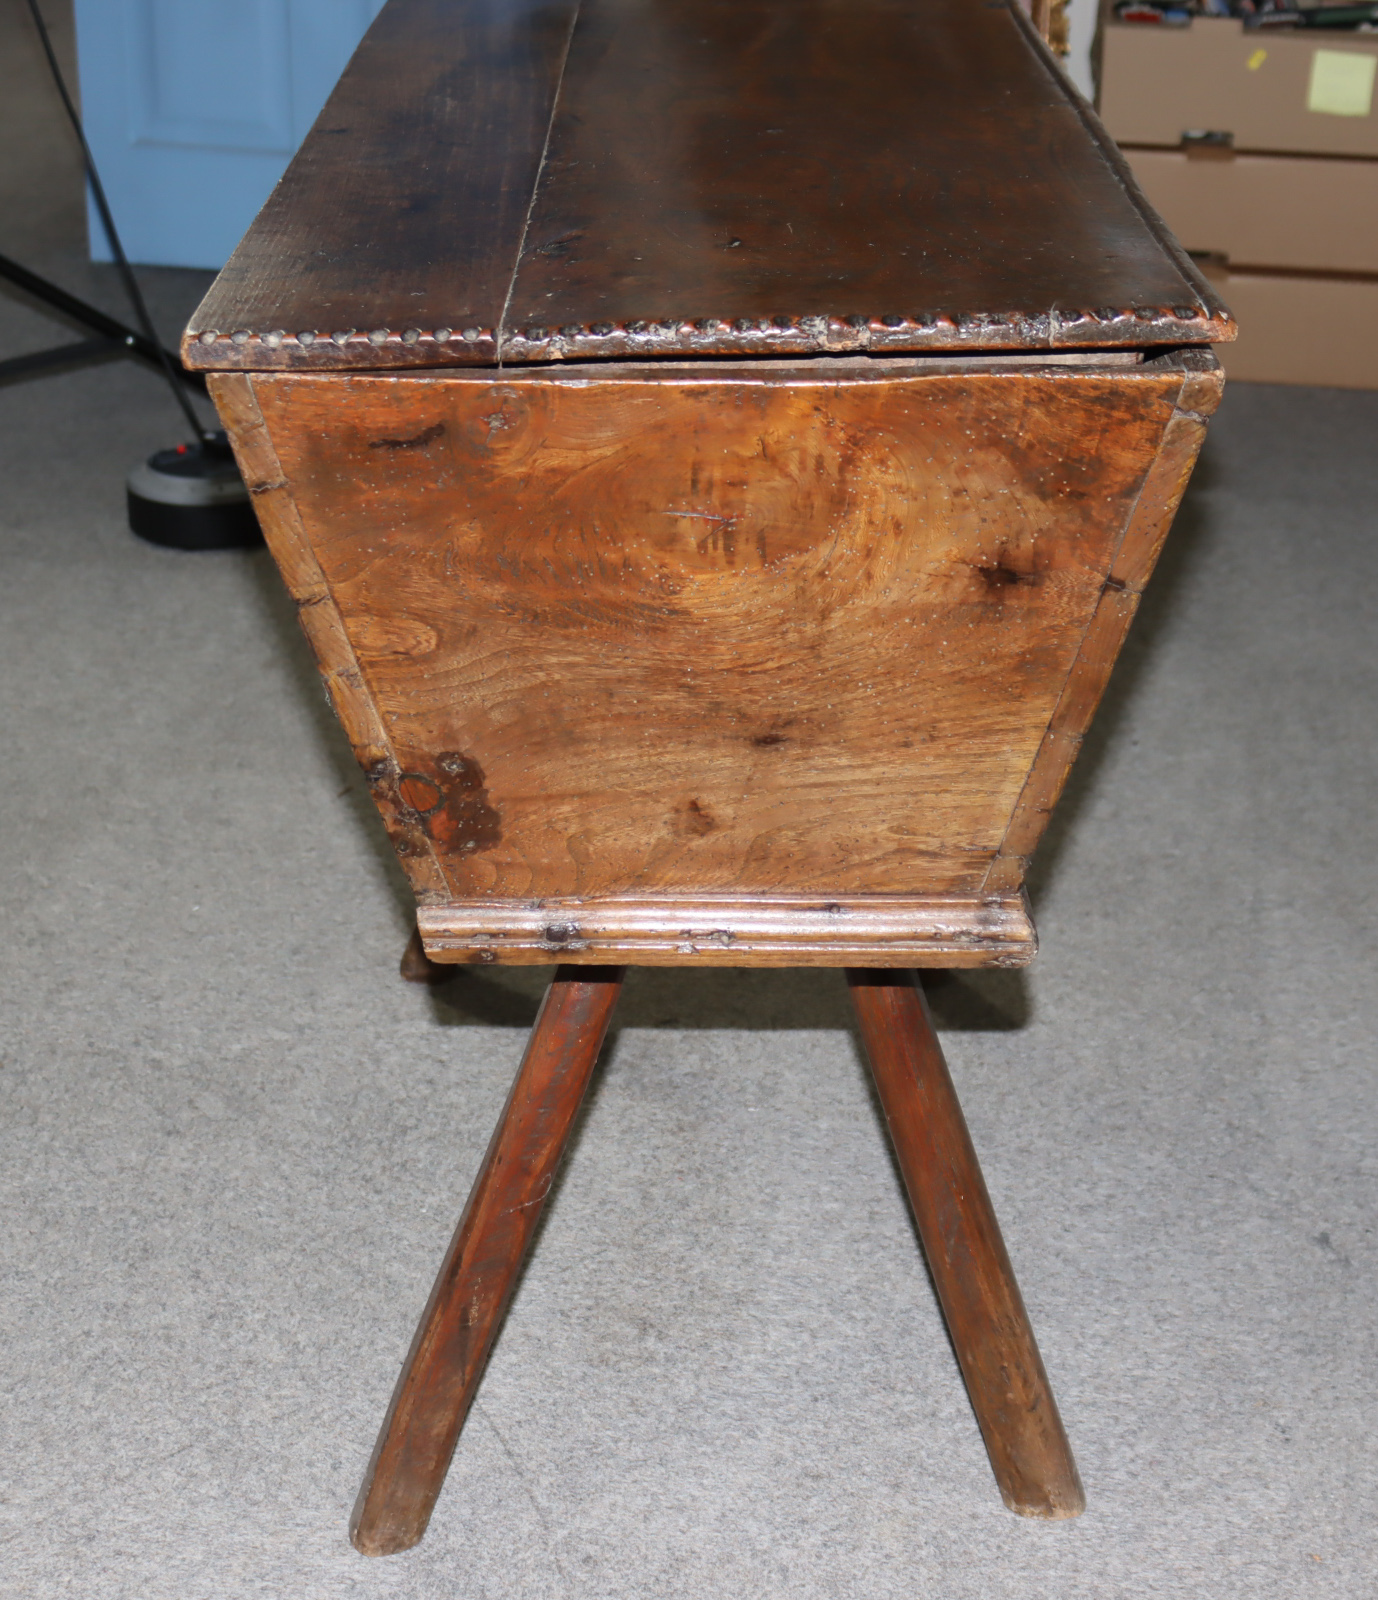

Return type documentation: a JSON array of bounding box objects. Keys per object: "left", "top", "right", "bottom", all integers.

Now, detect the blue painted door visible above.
[{"left": 74, "top": 0, "right": 387, "bottom": 269}]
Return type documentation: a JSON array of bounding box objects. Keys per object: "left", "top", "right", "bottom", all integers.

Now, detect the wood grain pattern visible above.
[
  {"left": 350, "top": 965, "right": 625, "bottom": 1557},
  {"left": 216, "top": 352, "right": 1209, "bottom": 963},
  {"left": 182, "top": 0, "right": 1231, "bottom": 372},
  {"left": 847, "top": 968, "right": 1085, "bottom": 1518}
]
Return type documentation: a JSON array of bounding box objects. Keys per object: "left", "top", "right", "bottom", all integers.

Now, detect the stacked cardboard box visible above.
[{"left": 1100, "top": 17, "right": 1378, "bottom": 386}]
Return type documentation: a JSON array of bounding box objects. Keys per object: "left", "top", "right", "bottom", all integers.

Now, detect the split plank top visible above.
[{"left": 184, "top": 0, "right": 1233, "bottom": 372}]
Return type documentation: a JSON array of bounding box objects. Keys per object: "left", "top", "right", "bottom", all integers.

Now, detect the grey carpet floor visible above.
[{"left": 3, "top": 7, "right": 1377, "bottom": 1598}]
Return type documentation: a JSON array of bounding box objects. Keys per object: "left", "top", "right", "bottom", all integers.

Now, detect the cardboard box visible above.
[
  {"left": 1200, "top": 265, "right": 1378, "bottom": 387},
  {"left": 1123, "top": 146, "right": 1378, "bottom": 273},
  {"left": 1100, "top": 18, "right": 1378, "bottom": 158}
]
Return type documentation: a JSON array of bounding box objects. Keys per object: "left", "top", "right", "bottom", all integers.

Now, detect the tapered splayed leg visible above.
[
  {"left": 399, "top": 925, "right": 451, "bottom": 984},
  {"left": 351, "top": 964, "right": 626, "bottom": 1556},
  {"left": 846, "top": 968, "right": 1085, "bottom": 1519}
]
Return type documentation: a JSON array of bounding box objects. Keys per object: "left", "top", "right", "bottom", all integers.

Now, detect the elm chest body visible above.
[
  {"left": 186, "top": 0, "right": 1233, "bottom": 1553},
  {"left": 187, "top": 0, "right": 1231, "bottom": 968}
]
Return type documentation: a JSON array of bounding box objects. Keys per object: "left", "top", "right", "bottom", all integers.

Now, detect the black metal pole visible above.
[
  {"left": 0, "top": 250, "right": 206, "bottom": 391},
  {"left": 21, "top": 0, "right": 211, "bottom": 440}
]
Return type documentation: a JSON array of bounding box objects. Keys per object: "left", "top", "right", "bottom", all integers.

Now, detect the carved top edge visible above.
[{"left": 182, "top": 305, "right": 1234, "bottom": 371}]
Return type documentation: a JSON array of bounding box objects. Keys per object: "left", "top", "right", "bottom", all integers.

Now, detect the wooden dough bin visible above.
[{"left": 185, "top": 0, "right": 1233, "bottom": 1556}]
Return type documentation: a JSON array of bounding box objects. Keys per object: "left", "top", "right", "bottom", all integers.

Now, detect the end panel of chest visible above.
[{"left": 215, "top": 357, "right": 1210, "bottom": 964}]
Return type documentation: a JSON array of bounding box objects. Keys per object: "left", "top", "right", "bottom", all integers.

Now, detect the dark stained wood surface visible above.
[
  {"left": 506, "top": 0, "right": 1222, "bottom": 357},
  {"left": 184, "top": 0, "right": 1231, "bottom": 372},
  {"left": 350, "top": 965, "right": 626, "bottom": 1556},
  {"left": 847, "top": 969, "right": 1085, "bottom": 1518},
  {"left": 186, "top": 0, "right": 580, "bottom": 371}
]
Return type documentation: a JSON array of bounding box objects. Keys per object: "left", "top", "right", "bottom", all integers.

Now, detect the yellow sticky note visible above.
[
  {"left": 1307, "top": 49, "right": 1376, "bottom": 119},
  {"left": 1247, "top": 48, "right": 1267, "bottom": 72}
]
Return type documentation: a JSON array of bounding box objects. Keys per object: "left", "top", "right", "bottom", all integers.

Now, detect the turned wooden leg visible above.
[
  {"left": 846, "top": 968, "right": 1085, "bottom": 1519},
  {"left": 351, "top": 964, "right": 626, "bottom": 1556},
  {"left": 399, "top": 925, "right": 451, "bottom": 985}
]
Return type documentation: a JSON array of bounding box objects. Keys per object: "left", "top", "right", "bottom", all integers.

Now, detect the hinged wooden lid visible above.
[{"left": 184, "top": 0, "right": 1233, "bottom": 372}]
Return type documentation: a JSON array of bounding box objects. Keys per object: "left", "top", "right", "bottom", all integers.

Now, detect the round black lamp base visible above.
[
  {"left": 127, "top": 492, "right": 263, "bottom": 551},
  {"left": 127, "top": 432, "right": 263, "bottom": 551}
]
